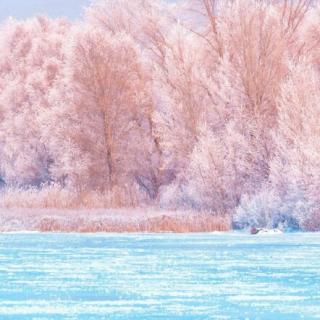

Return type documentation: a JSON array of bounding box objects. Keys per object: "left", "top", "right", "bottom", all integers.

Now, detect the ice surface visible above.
[{"left": 0, "top": 233, "right": 319, "bottom": 319}]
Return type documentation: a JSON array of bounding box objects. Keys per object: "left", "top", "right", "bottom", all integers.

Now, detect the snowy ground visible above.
[
  {"left": 0, "top": 232, "right": 319, "bottom": 319},
  {"left": 0, "top": 208, "right": 230, "bottom": 232}
]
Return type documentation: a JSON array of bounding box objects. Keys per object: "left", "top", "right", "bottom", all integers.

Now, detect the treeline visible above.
[{"left": 0, "top": 0, "right": 319, "bottom": 230}]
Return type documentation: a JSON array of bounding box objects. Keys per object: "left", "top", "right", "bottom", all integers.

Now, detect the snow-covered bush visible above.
[
  {"left": 234, "top": 190, "right": 277, "bottom": 229},
  {"left": 233, "top": 189, "right": 301, "bottom": 230}
]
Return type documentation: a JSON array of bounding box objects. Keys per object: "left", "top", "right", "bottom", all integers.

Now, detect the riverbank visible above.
[{"left": 0, "top": 209, "right": 230, "bottom": 233}]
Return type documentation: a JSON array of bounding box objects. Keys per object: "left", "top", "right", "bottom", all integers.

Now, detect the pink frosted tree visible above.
[
  {"left": 44, "top": 24, "right": 158, "bottom": 197},
  {"left": 270, "top": 61, "right": 320, "bottom": 230},
  {"left": 0, "top": 17, "right": 69, "bottom": 187}
]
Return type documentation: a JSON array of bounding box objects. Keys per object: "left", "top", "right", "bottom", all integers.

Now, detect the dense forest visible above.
[{"left": 0, "top": 0, "right": 319, "bottom": 231}]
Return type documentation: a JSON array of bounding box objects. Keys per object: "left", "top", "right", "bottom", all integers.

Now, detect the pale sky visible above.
[
  {"left": 0, "top": 0, "right": 92, "bottom": 21},
  {"left": 0, "top": 0, "right": 179, "bottom": 22}
]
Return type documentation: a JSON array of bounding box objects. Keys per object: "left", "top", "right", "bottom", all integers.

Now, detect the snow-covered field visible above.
[
  {"left": 0, "top": 232, "right": 319, "bottom": 319},
  {"left": 0, "top": 209, "right": 230, "bottom": 232}
]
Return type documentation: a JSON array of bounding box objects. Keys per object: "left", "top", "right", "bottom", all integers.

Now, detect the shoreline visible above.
[{"left": 0, "top": 208, "right": 231, "bottom": 233}]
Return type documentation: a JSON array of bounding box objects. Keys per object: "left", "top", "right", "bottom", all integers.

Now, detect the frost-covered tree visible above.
[
  {"left": 270, "top": 61, "right": 320, "bottom": 230},
  {"left": 157, "top": 0, "right": 289, "bottom": 210},
  {"left": 234, "top": 60, "right": 320, "bottom": 231},
  {"left": 159, "top": 53, "right": 271, "bottom": 212},
  {"left": 45, "top": 25, "right": 157, "bottom": 195},
  {"left": 0, "top": 17, "right": 69, "bottom": 187},
  {"left": 81, "top": 0, "right": 175, "bottom": 197},
  {"left": 153, "top": 26, "right": 210, "bottom": 177}
]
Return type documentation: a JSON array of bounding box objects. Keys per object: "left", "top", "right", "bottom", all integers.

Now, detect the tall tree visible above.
[{"left": 0, "top": 17, "right": 69, "bottom": 187}]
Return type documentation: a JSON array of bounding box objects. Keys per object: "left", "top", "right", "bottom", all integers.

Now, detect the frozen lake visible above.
[{"left": 0, "top": 233, "right": 319, "bottom": 319}]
